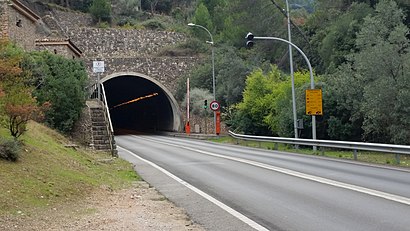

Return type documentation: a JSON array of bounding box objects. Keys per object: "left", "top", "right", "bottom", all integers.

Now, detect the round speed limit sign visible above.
[{"left": 210, "top": 100, "right": 220, "bottom": 111}]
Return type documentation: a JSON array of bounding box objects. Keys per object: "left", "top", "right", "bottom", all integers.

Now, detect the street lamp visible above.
[
  {"left": 188, "top": 23, "right": 217, "bottom": 135},
  {"left": 284, "top": 0, "right": 299, "bottom": 140},
  {"left": 246, "top": 33, "right": 317, "bottom": 150}
]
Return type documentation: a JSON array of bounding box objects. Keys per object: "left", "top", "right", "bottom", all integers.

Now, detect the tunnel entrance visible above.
[{"left": 101, "top": 72, "right": 181, "bottom": 134}]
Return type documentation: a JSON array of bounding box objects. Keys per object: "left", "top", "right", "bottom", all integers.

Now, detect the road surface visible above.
[{"left": 116, "top": 134, "right": 410, "bottom": 231}]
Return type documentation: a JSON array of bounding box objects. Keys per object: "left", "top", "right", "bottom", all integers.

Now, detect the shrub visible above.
[
  {"left": 140, "top": 19, "right": 165, "bottom": 30},
  {"left": 26, "top": 52, "right": 88, "bottom": 134},
  {"left": 0, "top": 138, "right": 20, "bottom": 162},
  {"left": 89, "top": 0, "right": 112, "bottom": 24}
]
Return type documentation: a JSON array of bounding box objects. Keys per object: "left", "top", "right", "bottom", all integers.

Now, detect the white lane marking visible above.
[
  {"left": 137, "top": 136, "right": 410, "bottom": 206},
  {"left": 118, "top": 146, "right": 269, "bottom": 231}
]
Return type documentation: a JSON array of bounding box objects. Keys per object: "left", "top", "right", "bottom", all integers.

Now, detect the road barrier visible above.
[{"left": 228, "top": 131, "right": 410, "bottom": 164}]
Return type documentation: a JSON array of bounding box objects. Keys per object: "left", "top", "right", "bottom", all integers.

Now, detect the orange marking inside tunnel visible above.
[{"left": 111, "top": 93, "right": 159, "bottom": 109}]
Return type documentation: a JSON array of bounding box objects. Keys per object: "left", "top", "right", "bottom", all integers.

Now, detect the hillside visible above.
[
  {"left": 0, "top": 121, "right": 139, "bottom": 215},
  {"left": 0, "top": 121, "right": 204, "bottom": 230}
]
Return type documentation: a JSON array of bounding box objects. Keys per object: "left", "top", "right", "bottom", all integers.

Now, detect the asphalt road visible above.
[{"left": 116, "top": 134, "right": 410, "bottom": 231}]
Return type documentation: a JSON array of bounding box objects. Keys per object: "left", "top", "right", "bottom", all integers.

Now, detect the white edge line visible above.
[
  {"left": 137, "top": 136, "right": 410, "bottom": 206},
  {"left": 118, "top": 146, "right": 270, "bottom": 231}
]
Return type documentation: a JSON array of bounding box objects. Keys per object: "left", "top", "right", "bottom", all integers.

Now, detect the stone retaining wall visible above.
[
  {"left": 67, "top": 27, "right": 187, "bottom": 58},
  {"left": 50, "top": 10, "right": 198, "bottom": 94},
  {"left": 85, "top": 56, "right": 197, "bottom": 94}
]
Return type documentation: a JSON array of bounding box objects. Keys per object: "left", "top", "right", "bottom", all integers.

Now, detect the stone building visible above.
[
  {"left": 35, "top": 38, "right": 82, "bottom": 59},
  {"left": 0, "top": 0, "right": 81, "bottom": 58}
]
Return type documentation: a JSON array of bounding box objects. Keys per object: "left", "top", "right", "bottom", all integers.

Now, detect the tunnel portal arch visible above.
[{"left": 101, "top": 72, "right": 182, "bottom": 133}]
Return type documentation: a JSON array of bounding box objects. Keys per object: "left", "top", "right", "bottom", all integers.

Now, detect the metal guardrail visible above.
[
  {"left": 228, "top": 131, "right": 410, "bottom": 164},
  {"left": 101, "top": 84, "right": 116, "bottom": 157}
]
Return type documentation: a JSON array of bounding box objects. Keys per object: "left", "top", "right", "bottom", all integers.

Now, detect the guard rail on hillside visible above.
[
  {"left": 101, "top": 84, "right": 116, "bottom": 157},
  {"left": 228, "top": 131, "right": 410, "bottom": 164}
]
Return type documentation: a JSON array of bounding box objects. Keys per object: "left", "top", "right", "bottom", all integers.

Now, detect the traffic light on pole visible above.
[
  {"left": 245, "top": 32, "right": 254, "bottom": 48},
  {"left": 204, "top": 99, "right": 208, "bottom": 109}
]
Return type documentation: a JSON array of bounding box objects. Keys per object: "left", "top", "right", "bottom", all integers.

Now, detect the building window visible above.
[{"left": 54, "top": 49, "right": 57, "bottom": 54}]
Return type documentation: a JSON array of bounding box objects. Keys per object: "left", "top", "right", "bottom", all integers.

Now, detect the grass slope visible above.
[{"left": 0, "top": 121, "right": 139, "bottom": 215}]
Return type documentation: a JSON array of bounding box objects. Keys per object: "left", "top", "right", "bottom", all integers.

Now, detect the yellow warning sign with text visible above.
[{"left": 306, "top": 89, "right": 323, "bottom": 116}]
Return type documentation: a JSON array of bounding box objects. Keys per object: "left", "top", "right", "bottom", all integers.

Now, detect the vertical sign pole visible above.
[
  {"left": 93, "top": 60, "right": 104, "bottom": 101},
  {"left": 97, "top": 72, "right": 101, "bottom": 100},
  {"left": 186, "top": 78, "right": 190, "bottom": 134},
  {"left": 216, "top": 111, "right": 221, "bottom": 135},
  {"left": 187, "top": 78, "right": 190, "bottom": 122}
]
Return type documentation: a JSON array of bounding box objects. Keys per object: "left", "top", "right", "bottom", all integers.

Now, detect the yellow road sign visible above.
[{"left": 306, "top": 89, "right": 323, "bottom": 116}]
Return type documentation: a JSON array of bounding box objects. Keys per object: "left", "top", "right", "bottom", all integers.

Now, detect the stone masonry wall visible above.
[
  {"left": 3, "top": 3, "right": 38, "bottom": 50},
  {"left": 52, "top": 9, "right": 93, "bottom": 29},
  {"left": 36, "top": 43, "right": 78, "bottom": 59},
  {"left": 67, "top": 28, "right": 186, "bottom": 58},
  {"left": 53, "top": 10, "right": 199, "bottom": 95},
  {"left": 0, "top": 0, "right": 8, "bottom": 38},
  {"left": 83, "top": 56, "right": 197, "bottom": 95}
]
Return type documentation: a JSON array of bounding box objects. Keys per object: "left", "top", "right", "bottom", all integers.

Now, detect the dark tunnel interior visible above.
[{"left": 102, "top": 75, "right": 175, "bottom": 134}]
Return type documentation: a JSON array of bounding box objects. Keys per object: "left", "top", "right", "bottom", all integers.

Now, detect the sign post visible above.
[
  {"left": 215, "top": 111, "right": 221, "bottom": 135},
  {"left": 93, "top": 61, "right": 105, "bottom": 100},
  {"left": 186, "top": 78, "right": 190, "bottom": 135},
  {"left": 210, "top": 101, "right": 221, "bottom": 135}
]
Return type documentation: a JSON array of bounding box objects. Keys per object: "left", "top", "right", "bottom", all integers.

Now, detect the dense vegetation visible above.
[
  {"left": 14, "top": 0, "right": 410, "bottom": 146},
  {"left": 0, "top": 39, "right": 88, "bottom": 161},
  {"left": 181, "top": 0, "right": 409, "bottom": 144}
]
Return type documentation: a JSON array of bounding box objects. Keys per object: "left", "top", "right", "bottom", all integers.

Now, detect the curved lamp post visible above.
[
  {"left": 284, "top": 0, "right": 299, "bottom": 140},
  {"left": 246, "top": 34, "right": 317, "bottom": 149},
  {"left": 188, "top": 23, "right": 216, "bottom": 134}
]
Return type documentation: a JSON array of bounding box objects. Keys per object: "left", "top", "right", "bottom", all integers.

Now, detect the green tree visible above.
[
  {"left": 141, "top": 0, "right": 172, "bottom": 14},
  {"left": 264, "top": 71, "right": 313, "bottom": 138},
  {"left": 215, "top": 45, "right": 252, "bottom": 106},
  {"left": 117, "top": 0, "right": 141, "bottom": 16},
  {"left": 0, "top": 40, "right": 24, "bottom": 82},
  {"left": 317, "top": 3, "right": 372, "bottom": 73},
  {"left": 191, "top": 3, "right": 213, "bottom": 39},
  {"left": 355, "top": 0, "right": 410, "bottom": 143},
  {"left": 231, "top": 66, "right": 282, "bottom": 135},
  {"left": 25, "top": 52, "right": 88, "bottom": 134},
  {"left": 0, "top": 40, "right": 41, "bottom": 140},
  {"left": 326, "top": 0, "right": 410, "bottom": 144},
  {"left": 1, "top": 82, "right": 40, "bottom": 139},
  {"left": 89, "top": 0, "right": 112, "bottom": 23}
]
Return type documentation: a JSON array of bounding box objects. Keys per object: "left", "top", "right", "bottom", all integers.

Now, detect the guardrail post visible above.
[
  {"left": 320, "top": 147, "right": 325, "bottom": 156},
  {"left": 395, "top": 154, "right": 400, "bottom": 165},
  {"left": 274, "top": 143, "right": 278, "bottom": 150},
  {"left": 353, "top": 150, "right": 358, "bottom": 161}
]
